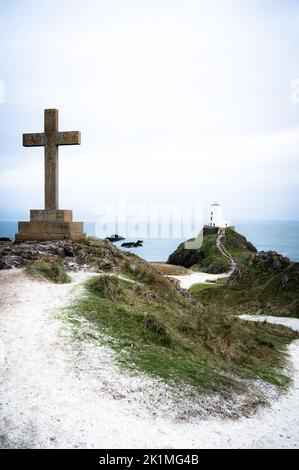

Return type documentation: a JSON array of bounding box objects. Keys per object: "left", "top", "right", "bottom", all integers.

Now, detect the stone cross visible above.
[{"left": 23, "top": 109, "right": 81, "bottom": 210}]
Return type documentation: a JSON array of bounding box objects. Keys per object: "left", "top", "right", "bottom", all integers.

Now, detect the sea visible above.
[{"left": 1, "top": 220, "right": 298, "bottom": 263}]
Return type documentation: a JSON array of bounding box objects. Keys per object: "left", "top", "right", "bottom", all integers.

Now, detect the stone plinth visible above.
[
  {"left": 30, "top": 210, "right": 73, "bottom": 222},
  {"left": 15, "top": 210, "right": 86, "bottom": 241}
]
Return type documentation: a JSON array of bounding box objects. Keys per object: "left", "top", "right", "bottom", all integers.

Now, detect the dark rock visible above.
[
  {"left": 226, "top": 264, "right": 246, "bottom": 286},
  {"left": 169, "top": 278, "right": 199, "bottom": 305},
  {"left": 0, "top": 255, "right": 23, "bottom": 269},
  {"left": 121, "top": 240, "right": 143, "bottom": 248},
  {"left": 106, "top": 234, "right": 125, "bottom": 242},
  {"left": 22, "top": 249, "right": 38, "bottom": 260},
  {"left": 279, "top": 274, "right": 289, "bottom": 289},
  {"left": 57, "top": 247, "right": 65, "bottom": 256},
  {"left": 203, "top": 227, "right": 219, "bottom": 236},
  {"left": 167, "top": 241, "right": 203, "bottom": 268},
  {"left": 1, "top": 247, "right": 14, "bottom": 256},
  {"left": 63, "top": 244, "right": 75, "bottom": 257},
  {"left": 98, "top": 258, "right": 113, "bottom": 270},
  {"left": 0, "top": 238, "right": 129, "bottom": 272},
  {"left": 247, "top": 251, "right": 290, "bottom": 272},
  {"left": 0, "top": 237, "right": 11, "bottom": 242},
  {"left": 35, "top": 244, "right": 49, "bottom": 252}
]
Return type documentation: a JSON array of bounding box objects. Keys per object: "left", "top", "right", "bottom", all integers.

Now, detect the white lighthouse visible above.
[{"left": 209, "top": 202, "right": 231, "bottom": 228}]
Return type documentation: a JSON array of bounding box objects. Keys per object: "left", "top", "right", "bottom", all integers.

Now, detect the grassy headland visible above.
[
  {"left": 167, "top": 227, "right": 256, "bottom": 274},
  {"left": 66, "top": 244, "right": 298, "bottom": 395},
  {"left": 189, "top": 230, "right": 299, "bottom": 318}
]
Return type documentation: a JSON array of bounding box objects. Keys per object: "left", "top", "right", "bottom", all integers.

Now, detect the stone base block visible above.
[
  {"left": 30, "top": 210, "right": 73, "bottom": 222},
  {"left": 15, "top": 210, "right": 86, "bottom": 241}
]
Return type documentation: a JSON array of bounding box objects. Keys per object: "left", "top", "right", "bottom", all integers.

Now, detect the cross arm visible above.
[
  {"left": 56, "top": 131, "right": 81, "bottom": 146},
  {"left": 23, "top": 133, "right": 45, "bottom": 147}
]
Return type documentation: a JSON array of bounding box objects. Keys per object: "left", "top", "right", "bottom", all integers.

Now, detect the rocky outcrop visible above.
[
  {"left": 0, "top": 238, "right": 198, "bottom": 305},
  {"left": 167, "top": 241, "right": 203, "bottom": 268},
  {"left": 106, "top": 234, "right": 125, "bottom": 242},
  {"left": 167, "top": 227, "right": 224, "bottom": 269},
  {"left": 169, "top": 278, "right": 198, "bottom": 305},
  {"left": 247, "top": 251, "right": 290, "bottom": 272},
  {"left": 0, "top": 238, "right": 126, "bottom": 272},
  {"left": 226, "top": 264, "right": 247, "bottom": 286},
  {"left": 121, "top": 240, "right": 143, "bottom": 248},
  {"left": 0, "top": 255, "right": 23, "bottom": 269}
]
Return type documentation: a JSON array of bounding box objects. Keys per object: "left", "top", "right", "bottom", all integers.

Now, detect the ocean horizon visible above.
[{"left": 1, "top": 220, "right": 298, "bottom": 262}]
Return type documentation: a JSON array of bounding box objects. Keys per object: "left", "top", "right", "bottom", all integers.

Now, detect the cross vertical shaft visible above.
[{"left": 45, "top": 109, "right": 59, "bottom": 210}]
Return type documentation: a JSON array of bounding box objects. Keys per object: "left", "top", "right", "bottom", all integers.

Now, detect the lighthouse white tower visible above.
[{"left": 209, "top": 203, "right": 231, "bottom": 228}]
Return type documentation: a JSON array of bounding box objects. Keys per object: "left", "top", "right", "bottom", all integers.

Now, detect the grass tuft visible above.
[
  {"left": 85, "top": 275, "right": 123, "bottom": 300},
  {"left": 25, "top": 257, "right": 70, "bottom": 284},
  {"left": 150, "top": 263, "right": 191, "bottom": 275},
  {"left": 143, "top": 312, "right": 173, "bottom": 346}
]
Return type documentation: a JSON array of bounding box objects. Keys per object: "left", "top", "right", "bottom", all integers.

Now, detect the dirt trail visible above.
[
  {"left": 1, "top": 269, "right": 299, "bottom": 449},
  {"left": 216, "top": 228, "right": 239, "bottom": 276}
]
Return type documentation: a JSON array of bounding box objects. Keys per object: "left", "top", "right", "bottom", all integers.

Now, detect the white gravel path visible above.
[
  {"left": 168, "top": 272, "right": 228, "bottom": 289},
  {"left": 239, "top": 315, "right": 299, "bottom": 332},
  {"left": 0, "top": 269, "right": 299, "bottom": 449}
]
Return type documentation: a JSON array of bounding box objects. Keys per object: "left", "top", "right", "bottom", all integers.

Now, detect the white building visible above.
[{"left": 209, "top": 202, "right": 231, "bottom": 228}]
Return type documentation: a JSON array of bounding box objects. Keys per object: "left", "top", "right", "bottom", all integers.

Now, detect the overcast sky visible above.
[{"left": 0, "top": 0, "right": 299, "bottom": 223}]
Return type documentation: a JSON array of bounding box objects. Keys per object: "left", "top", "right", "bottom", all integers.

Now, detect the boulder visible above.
[
  {"left": 106, "top": 234, "right": 125, "bottom": 242},
  {"left": 21, "top": 249, "right": 39, "bottom": 260},
  {"left": 63, "top": 244, "right": 75, "bottom": 257},
  {"left": 98, "top": 258, "right": 113, "bottom": 270},
  {"left": 167, "top": 241, "right": 203, "bottom": 268},
  {"left": 0, "top": 255, "right": 23, "bottom": 269},
  {"left": 121, "top": 240, "right": 143, "bottom": 248}
]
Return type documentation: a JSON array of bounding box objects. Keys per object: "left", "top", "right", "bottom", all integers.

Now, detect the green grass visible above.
[
  {"left": 189, "top": 279, "right": 227, "bottom": 294},
  {"left": 66, "top": 270, "right": 298, "bottom": 394},
  {"left": 223, "top": 228, "right": 257, "bottom": 264},
  {"left": 86, "top": 275, "right": 123, "bottom": 300},
  {"left": 194, "top": 234, "right": 230, "bottom": 273},
  {"left": 190, "top": 261, "right": 299, "bottom": 318},
  {"left": 188, "top": 228, "right": 299, "bottom": 318},
  {"left": 25, "top": 257, "right": 71, "bottom": 284}
]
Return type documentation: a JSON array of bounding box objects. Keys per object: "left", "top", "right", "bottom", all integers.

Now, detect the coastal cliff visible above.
[
  {"left": 167, "top": 227, "right": 256, "bottom": 273},
  {"left": 167, "top": 228, "right": 299, "bottom": 318}
]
